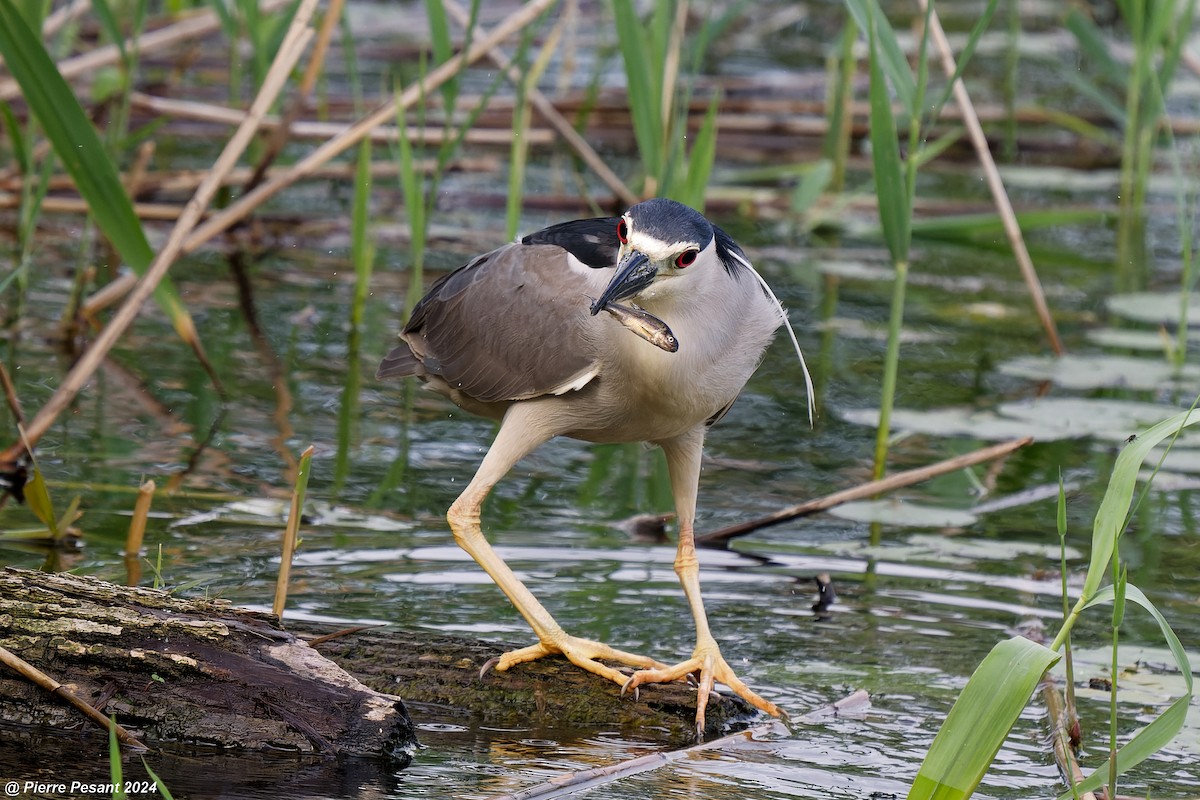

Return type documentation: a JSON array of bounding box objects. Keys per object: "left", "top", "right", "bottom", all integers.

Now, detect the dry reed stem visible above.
[
  {"left": 0, "top": 191, "right": 187, "bottom": 220},
  {"left": 125, "top": 479, "right": 155, "bottom": 558},
  {"left": 0, "top": 360, "right": 23, "bottom": 426},
  {"left": 41, "top": 0, "right": 92, "bottom": 38},
  {"left": 127, "top": 91, "right": 554, "bottom": 146},
  {"left": 12, "top": 1, "right": 320, "bottom": 455},
  {"left": 442, "top": 0, "right": 639, "bottom": 207},
  {"left": 273, "top": 444, "right": 314, "bottom": 618},
  {"left": 124, "top": 479, "right": 156, "bottom": 587},
  {"left": 178, "top": 0, "right": 558, "bottom": 256},
  {"left": 1041, "top": 677, "right": 1098, "bottom": 799},
  {"left": 483, "top": 719, "right": 786, "bottom": 800},
  {"left": 0, "top": 644, "right": 146, "bottom": 750},
  {"left": 696, "top": 437, "right": 1034, "bottom": 547},
  {"left": 0, "top": 0, "right": 292, "bottom": 102},
  {"left": 921, "top": 0, "right": 1065, "bottom": 356}
]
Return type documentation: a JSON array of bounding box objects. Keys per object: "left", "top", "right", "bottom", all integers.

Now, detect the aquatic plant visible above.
[{"left": 908, "top": 407, "right": 1199, "bottom": 799}]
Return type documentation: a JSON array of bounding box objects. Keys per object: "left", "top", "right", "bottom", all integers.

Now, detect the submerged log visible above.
[
  {"left": 0, "top": 568, "right": 754, "bottom": 755},
  {"left": 0, "top": 567, "right": 415, "bottom": 762}
]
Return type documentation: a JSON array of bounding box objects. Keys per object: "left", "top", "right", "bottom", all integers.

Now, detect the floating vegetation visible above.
[
  {"left": 841, "top": 397, "right": 1185, "bottom": 444},
  {"left": 997, "top": 353, "right": 1200, "bottom": 391}
]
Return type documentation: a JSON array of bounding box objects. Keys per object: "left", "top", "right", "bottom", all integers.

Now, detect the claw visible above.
[{"left": 479, "top": 656, "right": 502, "bottom": 680}]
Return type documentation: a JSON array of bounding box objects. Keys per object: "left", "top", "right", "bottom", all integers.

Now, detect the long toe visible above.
[
  {"left": 484, "top": 634, "right": 668, "bottom": 688},
  {"left": 621, "top": 644, "right": 784, "bottom": 739}
]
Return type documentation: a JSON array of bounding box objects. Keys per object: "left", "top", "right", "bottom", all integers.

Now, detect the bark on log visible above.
[
  {"left": 300, "top": 626, "right": 755, "bottom": 744},
  {"left": 0, "top": 568, "right": 756, "bottom": 755},
  {"left": 0, "top": 567, "right": 415, "bottom": 762}
]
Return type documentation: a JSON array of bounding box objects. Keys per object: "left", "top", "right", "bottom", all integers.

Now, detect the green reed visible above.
[
  {"left": 1066, "top": 1, "right": 1196, "bottom": 287},
  {"left": 847, "top": 0, "right": 998, "bottom": 482},
  {"left": 611, "top": 0, "right": 725, "bottom": 206}
]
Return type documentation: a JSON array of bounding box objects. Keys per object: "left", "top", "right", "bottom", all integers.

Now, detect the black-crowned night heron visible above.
[{"left": 378, "top": 198, "right": 809, "bottom": 735}]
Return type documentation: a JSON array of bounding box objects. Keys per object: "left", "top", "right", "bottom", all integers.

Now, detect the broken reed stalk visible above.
[
  {"left": 273, "top": 445, "right": 315, "bottom": 618},
  {"left": 0, "top": 643, "right": 145, "bottom": 750},
  {"left": 696, "top": 436, "right": 1034, "bottom": 547},
  {"left": 920, "top": 0, "right": 1065, "bottom": 356},
  {"left": 483, "top": 720, "right": 785, "bottom": 800},
  {"left": 1042, "top": 676, "right": 1099, "bottom": 800},
  {"left": 12, "top": 2, "right": 319, "bottom": 455},
  {"left": 124, "top": 480, "right": 156, "bottom": 586},
  {"left": 442, "top": 0, "right": 639, "bottom": 208},
  {"left": 483, "top": 690, "right": 868, "bottom": 800}
]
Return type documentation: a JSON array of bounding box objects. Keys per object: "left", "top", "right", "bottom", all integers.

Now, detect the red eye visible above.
[
  {"left": 675, "top": 249, "right": 698, "bottom": 269},
  {"left": 616, "top": 219, "right": 629, "bottom": 244}
]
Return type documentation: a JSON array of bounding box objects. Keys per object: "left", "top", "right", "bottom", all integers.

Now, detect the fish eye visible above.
[
  {"left": 617, "top": 219, "right": 629, "bottom": 244},
  {"left": 675, "top": 248, "right": 699, "bottom": 269}
]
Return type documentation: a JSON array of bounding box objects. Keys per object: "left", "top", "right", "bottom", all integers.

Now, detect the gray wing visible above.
[{"left": 378, "top": 242, "right": 610, "bottom": 404}]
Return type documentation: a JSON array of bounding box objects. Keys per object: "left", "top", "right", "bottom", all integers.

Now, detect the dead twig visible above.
[
  {"left": 483, "top": 720, "right": 786, "bottom": 800},
  {"left": 0, "top": 643, "right": 146, "bottom": 750},
  {"left": 482, "top": 688, "right": 868, "bottom": 800},
  {"left": 696, "top": 437, "right": 1034, "bottom": 548},
  {"left": 921, "top": 1, "right": 1064, "bottom": 356}
]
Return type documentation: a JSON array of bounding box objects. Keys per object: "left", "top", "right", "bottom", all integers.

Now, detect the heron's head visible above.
[{"left": 589, "top": 199, "right": 717, "bottom": 315}]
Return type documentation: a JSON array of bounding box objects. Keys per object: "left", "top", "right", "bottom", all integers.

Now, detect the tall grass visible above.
[
  {"left": 611, "top": 0, "right": 726, "bottom": 207},
  {"left": 846, "top": 0, "right": 1000, "bottom": 482},
  {"left": 1066, "top": 1, "right": 1197, "bottom": 287}
]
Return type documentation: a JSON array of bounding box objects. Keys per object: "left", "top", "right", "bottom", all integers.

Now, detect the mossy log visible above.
[
  {"left": 0, "top": 567, "right": 755, "bottom": 756},
  {"left": 0, "top": 567, "right": 415, "bottom": 762},
  {"left": 300, "top": 626, "right": 754, "bottom": 743}
]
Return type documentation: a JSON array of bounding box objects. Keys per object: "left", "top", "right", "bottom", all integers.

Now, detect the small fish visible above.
[{"left": 602, "top": 301, "right": 679, "bottom": 353}]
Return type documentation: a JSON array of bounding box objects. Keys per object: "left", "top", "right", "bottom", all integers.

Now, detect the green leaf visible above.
[
  {"left": 0, "top": 0, "right": 201, "bottom": 344},
  {"left": 927, "top": 0, "right": 1001, "bottom": 122},
  {"left": 865, "top": 9, "right": 910, "bottom": 265},
  {"left": 108, "top": 716, "right": 125, "bottom": 800},
  {"left": 1064, "top": 9, "right": 1127, "bottom": 87},
  {"left": 613, "top": 0, "right": 662, "bottom": 186},
  {"left": 679, "top": 91, "right": 720, "bottom": 210},
  {"left": 908, "top": 636, "right": 1060, "bottom": 800},
  {"left": 791, "top": 159, "right": 834, "bottom": 214},
  {"left": 140, "top": 759, "right": 175, "bottom": 800},
  {"left": 91, "top": 0, "right": 129, "bottom": 66},
  {"left": 845, "top": 0, "right": 914, "bottom": 112},
  {"left": 1065, "top": 583, "right": 1194, "bottom": 797},
  {"left": 1080, "top": 408, "right": 1200, "bottom": 601},
  {"left": 23, "top": 464, "right": 57, "bottom": 537}
]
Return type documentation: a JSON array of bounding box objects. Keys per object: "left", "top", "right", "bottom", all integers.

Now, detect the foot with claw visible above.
[
  {"left": 479, "top": 633, "right": 668, "bottom": 688},
  {"left": 621, "top": 639, "right": 786, "bottom": 739}
]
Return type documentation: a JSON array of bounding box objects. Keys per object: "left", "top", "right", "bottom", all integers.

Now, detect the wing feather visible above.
[{"left": 384, "top": 238, "right": 612, "bottom": 404}]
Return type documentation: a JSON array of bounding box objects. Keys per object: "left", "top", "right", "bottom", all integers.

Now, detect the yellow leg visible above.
[
  {"left": 622, "top": 429, "right": 785, "bottom": 738},
  {"left": 449, "top": 405, "right": 666, "bottom": 686}
]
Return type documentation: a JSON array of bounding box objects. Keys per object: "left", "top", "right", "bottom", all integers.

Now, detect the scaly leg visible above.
[
  {"left": 450, "top": 404, "right": 666, "bottom": 686},
  {"left": 622, "top": 428, "right": 785, "bottom": 738}
]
